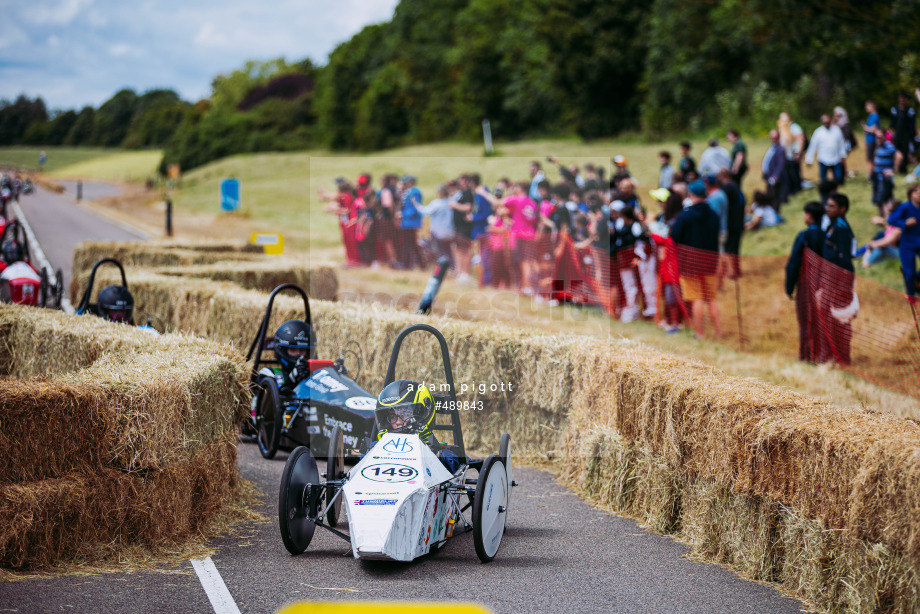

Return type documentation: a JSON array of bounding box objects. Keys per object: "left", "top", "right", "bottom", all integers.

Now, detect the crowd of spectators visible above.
[{"left": 320, "top": 89, "right": 920, "bottom": 358}]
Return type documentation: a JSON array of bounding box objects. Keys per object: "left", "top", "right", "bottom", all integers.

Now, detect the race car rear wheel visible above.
[
  {"left": 473, "top": 454, "right": 508, "bottom": 563},
  {"left": 279, "top": 446, "right": 318, "bottom": 555},
  {"left": 256, "top": 376, "right": 283, "bottom": 459},
  {"left": 54, "top": 269, "right": 63, "bottom": 307},
  {"left": 39, "top": 268, "right": 49, "bottom": 307},
  {"left": 325, "top": 425, "right": 345, "bottom": 527},
  {"left": 499, "top": 433, "right": 512, "bottom": 510}
]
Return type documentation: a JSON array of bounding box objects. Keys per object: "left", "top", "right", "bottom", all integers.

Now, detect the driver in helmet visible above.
[
  {"left": 96, "top": 284, "right": 134, "bottom": 323},
  {"left": 273, "top": 319, "right": 317, "bottom": 389},
  {"left": 1, "top": 240, "right": 24, "bottom": 265},
  {"left": 374, "top": 379, "right": 461, "bottom": 473}
]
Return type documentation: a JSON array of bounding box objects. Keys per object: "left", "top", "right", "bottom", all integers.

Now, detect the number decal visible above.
[{"left": 360, "top": 463, "right": 419, "bottom": 483}]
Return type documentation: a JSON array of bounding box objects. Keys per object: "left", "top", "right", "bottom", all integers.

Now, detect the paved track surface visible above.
[
  {"left": 13, "top": 185, "right": 145, "bottom": 291},
  {"left": 1, "top": 192, "right": 807, "bottom": 613}
]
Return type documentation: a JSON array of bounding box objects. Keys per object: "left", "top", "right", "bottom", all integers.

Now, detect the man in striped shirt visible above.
[{"left": 871, "top": 127, "right": 901, "bottom": 210}]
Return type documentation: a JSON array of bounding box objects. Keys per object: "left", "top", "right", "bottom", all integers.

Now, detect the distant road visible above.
[{"left": 14, "top": 184, "right": 145, "bottom": 291}]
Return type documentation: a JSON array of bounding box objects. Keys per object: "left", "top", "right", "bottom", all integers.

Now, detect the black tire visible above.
[
  {"left": 499, "top": 433, "right": 512, "bottom": 510},
  {"left": 256, "top": 376, "right": 283, "bottom": 459},
  {"left": 54, "top": 269, "right": 63, "bottom": 307},
  {"left": 39, "top": 268, "right": 48, "bottom": 307},
  {"left": 278, "top": 446, "right": 318, "bottom": 555},
  {"left": 325, "top": 425, "right": 345, "bottom": 527},
  {"left": 473, "top": 455, "right": 508, "bottom": 563}
]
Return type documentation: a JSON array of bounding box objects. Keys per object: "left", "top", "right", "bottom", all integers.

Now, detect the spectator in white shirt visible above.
[
  {"left": 698, "top": 138, "right": 732, "bottom": 176},
  {"left": 805, "top": 114, "right": 848, "bottom": 185}
]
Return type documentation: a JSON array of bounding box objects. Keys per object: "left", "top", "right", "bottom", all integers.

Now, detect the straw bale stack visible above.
[
  {"left": 60, "top": 240, "right": 920, "bottom": 610},
  {"left": 0, "top": 303, "right": 247, "bottom": 570}
]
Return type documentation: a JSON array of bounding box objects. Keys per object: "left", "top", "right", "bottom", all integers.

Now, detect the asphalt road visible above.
[
  {"left": 13, "top": 183, "right": 145, "bottom": 291},
  {"left": 1, "top": 188, "right": 807, "bottom": 613}
]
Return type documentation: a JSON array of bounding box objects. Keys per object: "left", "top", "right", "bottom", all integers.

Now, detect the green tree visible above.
[
  {"left": 64, "top": 107, "right": 96, "bottom": 146},
  {"left": 45, "top": 110, "right": 78, "bottom": 145},
  {"left": 91, "top": 89, "right": 138, "bottom": 146}
]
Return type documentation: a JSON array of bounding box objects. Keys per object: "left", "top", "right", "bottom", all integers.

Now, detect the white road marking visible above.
[
  {"left": 10, "top": 200, "right": 74, "bottom": 314},
  {"left": 190, "top": 557, "right": 241, "bottom": 614}
]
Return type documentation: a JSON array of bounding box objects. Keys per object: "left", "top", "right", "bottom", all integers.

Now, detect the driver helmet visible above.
[
  {"left": 97, "top": 284, "right": 134, "bottom": 323},
  {"left": 2, "top": 240, "right": 24, "bottom": 264},
  {"left": 375, "top": 379, "right": 435, "bottom": 436},
  {"left": 273, "top": 319, "right": 317, "bottom": 370}
]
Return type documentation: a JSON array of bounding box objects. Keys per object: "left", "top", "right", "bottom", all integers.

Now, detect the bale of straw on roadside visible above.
[{"left": 0, "top": 436, "right": 237, "bottom": 570}]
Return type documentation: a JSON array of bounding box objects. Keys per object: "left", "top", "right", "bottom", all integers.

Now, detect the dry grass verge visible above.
[{"left": 0, "top": 304, "right": 249, "bottom": 571}]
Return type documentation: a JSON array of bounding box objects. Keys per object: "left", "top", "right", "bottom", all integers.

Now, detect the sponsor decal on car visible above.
[
  {"left": 324, "top": 415, "right": 353, "bottom": 432},
  {"left": 314, "top": 372, "right": 349, "bottom": 393},
  {"left": 382, "top": 437, "right": 414, "bottom": 454},
  {"left": 345, "top": 396, "right": 377, "bottom": 411},
  {"left": 353, "top": 499, "right": 397, "bottom": 506}
]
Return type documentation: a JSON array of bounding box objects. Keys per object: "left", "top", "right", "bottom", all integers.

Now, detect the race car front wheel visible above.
[
  {"left": 499, "top": 433, "right": 512, "bottom": 511},
  {"left": 256, "top": 376, "right": 283, "bottom": 459},
  {"left": 473, "top": 455, "right": 508, "bottom": 563},
  {"left": 279, "top": 446, "right": 317, "bottom": 555},
  {"left": 325, "top": 425, "right": 345, "bottom": 527}
]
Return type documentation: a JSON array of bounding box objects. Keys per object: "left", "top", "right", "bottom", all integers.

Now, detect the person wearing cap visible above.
[
  {"left": 658, "top": 151, "right": 675, "bottom": 189},
  {"left": 699, "top": 138, "right": 731, "bottom": 177},
  {"left": 611, "top": 155, "right": 631, "bottom": 187},
  {"left": 670, "top": 180, "right": 722, "bottom": 338}
]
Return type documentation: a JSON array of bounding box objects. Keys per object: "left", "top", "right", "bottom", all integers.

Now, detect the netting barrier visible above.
[{"left": 332, "top": 197, "right": 920, "bottom": 399}]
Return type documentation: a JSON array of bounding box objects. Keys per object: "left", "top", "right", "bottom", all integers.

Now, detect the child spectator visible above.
[
  {"left": 744, "top": 191, "right": 781, "bottom": 231},
  {"left": 857, "top": 201, "right": 900, "bottom": 268}
]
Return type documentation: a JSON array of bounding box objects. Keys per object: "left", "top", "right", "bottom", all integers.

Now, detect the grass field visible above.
[{"left": 0, "top": 147, "right": 161, "bottom": 182}]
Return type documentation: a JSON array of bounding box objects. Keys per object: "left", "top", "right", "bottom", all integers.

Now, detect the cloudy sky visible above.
[{"left": 0, "top": 0, "right": 399, "bottom": 111}]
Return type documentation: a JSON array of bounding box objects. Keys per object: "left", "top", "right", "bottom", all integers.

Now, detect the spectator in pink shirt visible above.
[{"left": 477, "top": 182, "right": 539, "bottom": 295}]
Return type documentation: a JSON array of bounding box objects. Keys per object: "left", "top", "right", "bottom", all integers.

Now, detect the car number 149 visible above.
[{"left": 360, "top": 463, "right": 419, "bottom": 482}]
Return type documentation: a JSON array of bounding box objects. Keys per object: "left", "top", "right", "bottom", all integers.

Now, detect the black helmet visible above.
[
  {"left": 273, "top": 319, "right": 317, "bottom": 369},
  {"left": 375, "top": 379, "right": 435, "bottom": 436},
  {"left": 97, "top": 284, "right": 134, "bottom": 323},
  {"left": 2, "top": 240, "right": 23, "bottom": 264}
]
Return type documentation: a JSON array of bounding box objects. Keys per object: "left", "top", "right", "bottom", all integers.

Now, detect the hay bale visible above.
[
  {"left": 0, "top": 437, "right": 237, "bottom": 570},
  {"left": 0, "top": 379, "right": 111, "bottom": 483}
]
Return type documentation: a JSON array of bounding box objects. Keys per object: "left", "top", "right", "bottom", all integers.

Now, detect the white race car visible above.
[{"left": 278, "top": 324, "right": 515, "bottom": 563}]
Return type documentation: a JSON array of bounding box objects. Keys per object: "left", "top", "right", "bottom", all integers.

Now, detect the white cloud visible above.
[
  {"left": 22, "top": 0, "right": 93, "bottom": 26},
  {"left": 193, "top": 22, "right": 229, "bottom": 47},
  {"left": 0, "top": 23, "right": 29, "bottom": 49},
  {"left": 108, "top": 43, "right": 138, "bottom": 57}
]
